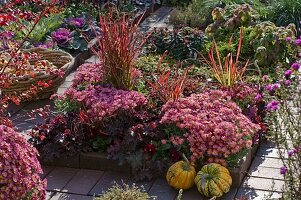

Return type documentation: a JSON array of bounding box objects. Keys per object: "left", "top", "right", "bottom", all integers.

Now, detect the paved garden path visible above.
[{"left": 10, "top": 7, "right": 286, "bottom": 200}]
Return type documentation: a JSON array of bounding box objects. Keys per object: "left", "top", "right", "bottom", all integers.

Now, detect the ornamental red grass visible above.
[
  {"left": 201, "top": 27, "right": 248, "bottom": 88},
  {"left": 90, "top": 12, "right": 151, "bottom": 90},
  {"left": 147, "top": 52, "right": 191, "bottom": 103}
]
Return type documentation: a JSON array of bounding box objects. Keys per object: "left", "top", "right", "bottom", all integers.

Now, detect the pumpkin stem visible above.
[
  {"left": 176, "top": 189, "right": 183, "bottom": 200},
  {"left": 181, "top": 153, "right": 189, "bottom": 163}
]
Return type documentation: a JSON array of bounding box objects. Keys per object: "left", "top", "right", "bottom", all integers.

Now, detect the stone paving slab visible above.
[
  {"left": 242, "top": 177, "right": 285, "bottom": 192},
  {"left": 235, "top": 188, "right": 282, "bottom": 199},
  {"left": 63, "top": 169, "right": 104, "bottom": 195},
  {"left": 59, "top": 81, "right": 73, "bottom": 88},
  {"left": 7, "top": 102, "right": 28, "bottom": 116},
  {"left": 13, "top": 121, "right": 36, "bottom": 132},
  {"left": 85, "top": 56, "right": 101, "bottom": 64},
  {"left": 251, "top": 157, "right": 284, "bottom": 169},
  {"left": 148, "top": 178, "right": 177, "bottom": 200},
  {"left": 127, "top": 179, "right": 155, "bottom": 192},
  {"left": 57, "top": 87, "right": 68, "bottom": 95},
  {"left": 256, "top": 147, "right": 288, "bottom": 159},
  {"left": 139, "top": 7, "right": 173, "bottom": 25},
  {"left": 47, "top": 167, "right": 79, "bottom": 192},
  {"left": 181, "top": 188, "right": 201, "bottom": 200},
  {"left": 47, "top": 192, "right": 55, "bottom": 200},
  {"left": 139, "top": 7, "right": 173, "bottom": 32},
  {"left": 260, "top": 141, "right": 277, "bottom": 148},
  {"left": 180, "top": 186, "right": 237, "bottom": 200},
  {"left": 11, "top": 99, "right": 54, "bottom": 124},
  {"left": 50, "top": 193, "right": 94, "bottom": 200},
  {"left": 248, "top": 166, "right": 284, "bottom": 180},
  {"left": 65, "top": 72, "right": 75, "bottom": 82},
  {"left": 42, "top": 166, "right": 55, "bottom": 179},
  {"left": 88, "top": 171, "right": 130, "bottom": 196}
]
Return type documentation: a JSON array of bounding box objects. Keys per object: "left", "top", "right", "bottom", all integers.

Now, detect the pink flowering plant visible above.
[
  {"left": 160, "top": 90, "right": 260, "bottom": 166},
  {"left": 263, "top": 61, "right": 301, "bottom": 198},
  {"left": 0, "top": 125, "right": 46, "bottom": 200}
]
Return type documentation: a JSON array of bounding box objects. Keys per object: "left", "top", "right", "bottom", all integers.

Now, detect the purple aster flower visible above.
[
  {"left": 295, "top": 39, "right": 301, "bottom": 45},
  {"left": 284, "top": 80, "right": 291, "bottom": 86},
  {"left": 267, "top": 100, "right": 279, "bottom": 111},
  {"left": 291, "top": 63, "right": 300, "bottom": 71},
  {"left": 293, "top": 147, "right": 300, "bottom": 154},
  {"left": 273, "top": 83, "right": 280, "bottom": 90},
  {"left": 284, "top": 69, "right": 292, "bottom": 78},
  {"left": 280, "top": 166, "right": 288, "bottom": 175},
  {"left": 255, "top": 93, "right": 262, "bottom": 101},
  {"left": 51, "top": 28, "right": 72, "bottom": 45},
  {"left": 288, "top": 150, "right": 294, "bottom": 157},
  {"left": 265, "top": 84, "right": 273, "bottom": 92},
  {"left": 265, "top": 83, "right": 280, "bottom": 92},
  {"left": 67, "top": 17, "right": 85, "bottom": 28},
  {"left": 285, "top": 37, "right": 292, "bottom": 42},
  {"left": 262, "top": 75, "right": 269, "bottom": 82}
]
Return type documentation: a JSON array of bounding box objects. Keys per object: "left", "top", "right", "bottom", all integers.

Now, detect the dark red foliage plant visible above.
[{"left": 147, "top": 51, "right": 192, "bottom": 104}]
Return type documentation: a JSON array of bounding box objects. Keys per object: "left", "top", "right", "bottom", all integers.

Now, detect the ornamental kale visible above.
[{"left": 51, "top": 28, "right": 72, "bottom": 45}]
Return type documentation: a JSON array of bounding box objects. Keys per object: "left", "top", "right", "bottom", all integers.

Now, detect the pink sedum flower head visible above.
[
  {"left": 0, "top": 125, "right": 46, "bottom": 199},
  {"left": 160, "top": 90, "right": 260, "bottom": 165}
]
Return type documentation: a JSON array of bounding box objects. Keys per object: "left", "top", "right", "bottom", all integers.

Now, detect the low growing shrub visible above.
[
  {"left": 94, "top": 183, "right": 155, "bottom": 200},
  {"left": 146, "top": 27, "right": 207, "bottom": 61}
]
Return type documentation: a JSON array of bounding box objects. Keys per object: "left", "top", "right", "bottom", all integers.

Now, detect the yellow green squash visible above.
[
  {"left": 166, "top": 154, "right": 196, "bottom": 190},
  {"left": 194, "top": 163, "right": 232, "bottom": 198}
]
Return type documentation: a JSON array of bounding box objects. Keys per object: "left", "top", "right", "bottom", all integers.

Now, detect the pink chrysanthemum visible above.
[
  {"left": 160, "top": 90, "right": 260, "bottom": 165},
  {"left": 0, "top": 125, "right": 46, "bottom": 199}
]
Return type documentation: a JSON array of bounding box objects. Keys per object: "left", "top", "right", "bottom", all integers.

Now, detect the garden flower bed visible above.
[{"left": 2, "top": 0, "right": 301, "bottom": 199}]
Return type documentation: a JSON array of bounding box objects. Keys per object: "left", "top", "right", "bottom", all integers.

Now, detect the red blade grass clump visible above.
[
  {"left": 201, "top": 27, "right": 248, "bottom": 88},
  {"left": 91, "top": 12, "right": 150, "bottom": 90},
  {"left": 147, "top": 51, "right": 191, "bottom": 103}
]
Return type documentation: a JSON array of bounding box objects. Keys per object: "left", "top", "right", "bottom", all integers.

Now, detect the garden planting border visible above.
[
  {"left": 40, "top": 0, "right": 163, "bottom": 176},
  {"left": 41, "top": 145, "right": 259, "bottom": 188}
]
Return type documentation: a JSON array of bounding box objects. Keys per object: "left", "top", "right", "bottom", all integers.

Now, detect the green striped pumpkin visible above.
[{"left": 194, "top": 163, "right": 232, "bottom": 198}]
